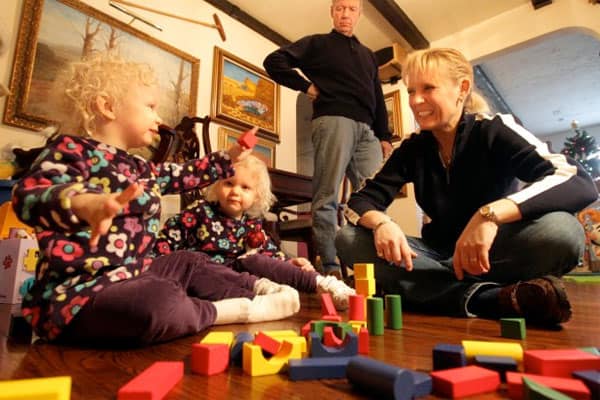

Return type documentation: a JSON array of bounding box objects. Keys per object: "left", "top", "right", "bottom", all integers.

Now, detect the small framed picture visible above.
[
  {"left": 384, "top": 90, "right": 403, "bottom": 142},
  {"left": 217, "top": 127, "right": 276, "bottom": 167}
]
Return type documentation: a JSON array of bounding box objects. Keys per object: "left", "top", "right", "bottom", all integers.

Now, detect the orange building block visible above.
[
  {"left": 118, "top": 361, "right": 183, "bottom": 400},
  {"left": 254, "top": 331, "right": 282, "bottom": 355}
]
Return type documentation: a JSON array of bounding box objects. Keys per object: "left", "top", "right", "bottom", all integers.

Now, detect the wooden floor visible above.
[{"left": 1, "top": 281, "right": 599, "bottom": 399}]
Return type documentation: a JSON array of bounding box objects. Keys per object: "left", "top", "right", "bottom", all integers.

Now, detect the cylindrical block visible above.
[
  {"left": 367, "top": 297, "right": 384, "bottom": 336},
  {"left": 385, "top": 295, "right": 402, "bottom": 330},
  {"left": 347, "top": 355, "right": 415, "bottom": 400},
  {"left": 230, "top": 332, "right": 254, "bottom": 366},
  {"left": 349, "top": 294, "right": 365, "bottom": 321}
]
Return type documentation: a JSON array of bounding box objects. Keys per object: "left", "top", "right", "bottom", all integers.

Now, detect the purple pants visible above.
[
  {"left": 59, "top": 251, "right": 258, "bottom": 346},
  {"left": 233, "top": 254, "right": 319, "bottom": 293}
]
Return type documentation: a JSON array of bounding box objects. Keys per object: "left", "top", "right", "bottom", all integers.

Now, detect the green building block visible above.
[
  {"left": 367, "top": 297, "right": 384, "bottom": 336},
  {"left": 579, "top": 347, "right": 600, "bottom": 356},
  {"left": 500, "top": 318, "right": 526, "bottom": 340},
  {"left": 385, "top": 295, "right": 402, "bottom": 330},
  {"left": 522, "top": 376, "right": 573, "bottom": 400},
  {"left": 310, "top": 320, "right": 352, "bottom": 339}
]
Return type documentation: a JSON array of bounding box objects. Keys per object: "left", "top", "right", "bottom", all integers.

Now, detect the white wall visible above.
[
  {"left": 0, "top": 0, "right": 297, "bottom": 172},
  {"left": 540, "top": 123, "right": 600, "bottom": 154}
]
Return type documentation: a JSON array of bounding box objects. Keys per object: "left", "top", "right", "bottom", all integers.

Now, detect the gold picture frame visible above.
[
  {"left": 3, "top": 0, "right": 200, "bottom": 132},
  {"left": 384, "top": 90, "right": 403, "bottom": 142},
  {"left": 211, "top": 47, "right": 280, "bottom": 142},
  {"left": 217, "top": 126, "right": 276, "bottom": 167}
]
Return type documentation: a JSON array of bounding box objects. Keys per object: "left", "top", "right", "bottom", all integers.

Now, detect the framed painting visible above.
[
  {"left": 3, "top": 0, "right": 199, "bottom": 132},
  {"left": 384, "top": 90, "right": 403, "bottom": 142},
  {"left": 217, "top": 126, "right": 276, "bottom": 167},
  {"left": 211, "top": 47, "right": 280, "bottom": 142}
]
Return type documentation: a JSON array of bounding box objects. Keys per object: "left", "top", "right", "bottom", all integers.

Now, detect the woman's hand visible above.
[
  {"left": 71, "top": 183, "right": 144, "bottom": 247},
  {"left": 306, "top": 84, "right": 320, "bottom": 101},
  {"left": 289, "top": 257, "right": 315, "bottom": 272},
  {"left": 373, "top": 221, "right": 417, "bottom": 271},
  {"left": 452, "top": 213, "right": 499, "bottom": 280}
]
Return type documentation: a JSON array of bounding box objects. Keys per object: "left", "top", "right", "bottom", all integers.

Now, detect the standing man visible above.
[{"left": 264, "top": 0, "right": 392, "bottom": 278}]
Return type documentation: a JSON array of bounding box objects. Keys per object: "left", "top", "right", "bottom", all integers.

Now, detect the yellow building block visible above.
[
  {"left": 259, "top": 330, "right": 299, "bottom": 338},
  {"left": 462, "top": 340, "right": 523, "bottom": 362},
  {"left": 349, "top": 320, "right": 367, "bottom": 334},
  {"left": 200, "top": 331, "right": 235, "bottom": 347},
  {"left": 0, "top": 376, "right": 71, "bottom": 400},
  {"left": 242, "top": 340, "right": 303, "bottom": 376},
  {"left": 355, "top": 278, "right": 375, "bottom": 298},
  {"left": 354, "top": 263, "right": 374, "bottom": 280},
  {"left": 23, "top": 248, "right": 40, "bottom": 272},
  {"left": 0, "top": 202, "right": 35, "bottom": 240}
]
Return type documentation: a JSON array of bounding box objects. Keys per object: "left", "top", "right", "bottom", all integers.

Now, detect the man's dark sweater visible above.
[{"left": 264, "top": 29, "right": 391, "bottom": 142}]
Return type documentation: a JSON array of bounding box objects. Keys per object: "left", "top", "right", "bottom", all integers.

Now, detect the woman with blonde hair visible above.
[{"left": 336, "top": 48, "right": 597, "bottom": 326}]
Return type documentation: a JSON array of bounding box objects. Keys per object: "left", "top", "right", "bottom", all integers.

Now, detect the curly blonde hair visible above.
[
  {"left": 204, "top": 155, "right": 276, "bottom": 218},
  {"left": 402, "top": 48, "right": 490, "bottom": 114},
  {"left": 53, "top": 53, "right": 157, "bottom": 137}
]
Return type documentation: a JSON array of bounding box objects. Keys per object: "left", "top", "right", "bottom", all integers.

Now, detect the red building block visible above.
[
  {"left": 430, "top": 365, "right": 501, "bottom": 398},
  {"left": 118, "top": 361, "right": 183, "bottom": 400},
  {"left": 322, "top": 326, "right": 344, "bottom": 347},
  {"left": 191, "top": 343, "right": 230, "bottom": 376},
  {"left": 237, "top": 127, "right": 258, "bottom": 149},
  {"left": 358, "top": 327, "right": 369, "bottom": 355},
  {"left": 254, "top": 332, "right": 282, "bottom": 356},
  {"left": 301, "top": 320, "right": 316, "bottom": 338},
  {"left": 506, "top": 372, "right": 591, "bottom": 400},
  {"left": 320, "top": 293, "right": 338, "bottom": 318},
  {"left": 524, "top": 349, "right": 600, "bottom": 378},
  {"left": 349, "top": 294, "right": 365, "bottom": 321}
]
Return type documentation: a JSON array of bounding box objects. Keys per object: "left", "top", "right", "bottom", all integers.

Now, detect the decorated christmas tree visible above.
[{"left": 561, "top": 120, "right": 600, "bottom": 179}]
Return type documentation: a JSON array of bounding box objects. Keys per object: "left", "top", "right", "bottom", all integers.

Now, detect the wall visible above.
[
  {"left": 0, "top": 0, "right": 297, "bottom": 173},
  {"left": 540, "top": 123, "right": 600, "bottom": 154}
]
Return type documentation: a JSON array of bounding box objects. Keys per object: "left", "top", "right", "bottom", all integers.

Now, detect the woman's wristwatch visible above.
[{"left": 479, "top": 205, "right": 499, "bottom": 224}]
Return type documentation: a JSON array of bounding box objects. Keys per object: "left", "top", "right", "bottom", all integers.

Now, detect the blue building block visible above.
[
  {"left": 288, "top": 357, "right": 353, "bottom": 381},
  {"left": 409, "top": 370, "right": 433, "bottom": 397},
  {"left": 572, "top": 370, "right": 600, "bottom": 400},
  {"left": 230, "top": 332, "right": 254, "bottom": 367},
  {"left": 433, "top": 343, "right": 467, "bottom": 371},
  {"left": 309, "top": 332, "right": 358, "bottom": 358},
  {"left": 346, "top": 356, "right": 415, "bottom": 400},
  {"left": 474, "top": 355, "right": 518, "bottom": 382}
]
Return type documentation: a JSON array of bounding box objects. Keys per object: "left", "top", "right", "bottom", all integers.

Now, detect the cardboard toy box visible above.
[{"left": 0, "top": 238, "right": 38, "bottom": 304}]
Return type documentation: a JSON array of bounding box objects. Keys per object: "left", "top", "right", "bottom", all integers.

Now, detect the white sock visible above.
[
  {"left": 253, "top": 277, "right": 285, "bottom": 295},
  {"left": 248, "top": 286, "right": 300, "bottom": 323},
  {"left": 213, "top": 297, "right": 252, "bottom": 325},
  {"left": 316, "top": 275, "right": 356, "bottom": 311}
]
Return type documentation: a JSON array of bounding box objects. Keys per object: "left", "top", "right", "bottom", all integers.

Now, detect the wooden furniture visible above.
[{"left": 2, "top": 281, "right": 599, "bottom": 399}]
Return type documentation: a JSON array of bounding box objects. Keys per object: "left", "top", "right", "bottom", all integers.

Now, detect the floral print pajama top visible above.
[
  {"left": 12, "top": 134, "right": 234, "bottom": 340},
  {"left": 154, "top": 198, "right": 287, "bottom": 265}
]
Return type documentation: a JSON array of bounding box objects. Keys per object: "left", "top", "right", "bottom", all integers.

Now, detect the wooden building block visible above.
[
  {"left": 309, "top": 331, "right": 358, "bottom": 358},
  {"left": 346, "top": 355, "right": 415, "bottom": 400},
  {"left": 259, "top": 330, "right": 298, "bottom": 338},
  {"left": 191, "top": 343, "right": 229, "bottom": 376},
  {"left": 522, "top": 376, "right": 578, "bottom": 400},
  {"left": 579, "top": 347, "right": 600, "bottom": 356},
  {"left": 358, "top": 327, "right": 370, "bottom": 355},
  {"left": 288, "top": 357, "right": 353, "bottom": 381},
  {"left": 462, "top": 340, "right": 524, "bottom": 362},
  {"left": 355, "top": 278, "right": 375, "bottom": 298},
  {"left": 253, "top": 331, "right": 282, "bottom": 355},
  {"left": 200, "top": 331, "right": 234, "bottom": 346},
  {"left": 367, "top": 297, "right": 384, "bottom": 336},
  {"left": 242, "top": 340, "right": 303, "bottom": 376},
  {"left": 310, "top": 320, "right": 352, "bottom": 339},
  {"left": 0, "top": 376, "right": 71, "bottom": 400},
  {"left": 501, "top": 318, "right": 527, "bottom": 340},
  {"left": 349, "top": 294, "right": 366, "bottom": 321},
  {"left": 474, "top": 355, "right": 518, "bottom": 382},
  {"left": 320, "top": 292, "right": 338, "bottom": 319},
  {"left": 301, "top": 320, "right": 316, "bottom": 338},
  {"left": 385, "top": 294, "right": 402, "bottom": 330},
  {"left": 572, "top": 370, "right": 600, "bottom": 400},
  {"left": 323, "top": 326, "right": 344, "bottom": 347},
  {"left": 354, "top": 263, "right": 374, "bottom": 279},
  {"left": 118, "top": 361, "right": 183, "bottom": 400},
  {"left": 410, "top": 370, "right": 433, "bottom": 398},
  {"left": 230, "top": 332, "right": 254, "bottom": 367},
  {"left": 524, "top": 349, "right": 600, "bottom": 377},
  {"left": 349, "top": 320, "right": 367, "bottom": 334},
  {"left": 237, "top": 128, "right": 258, "bottom": 149},
  {"left": 433, "top": 343, "right": 467, "bottom": 371},
  {"left": 431, "top": 365, "right": 501, "bottom": 398},
  {"left": 507, "top": 372, "right": 590, "bottom": 399}
]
